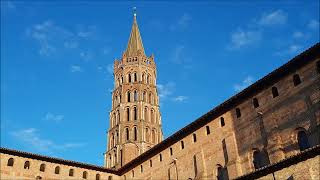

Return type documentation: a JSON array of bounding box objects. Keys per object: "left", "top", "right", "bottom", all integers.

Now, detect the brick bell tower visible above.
[{"left": 104, "top": 12, "right": 163, "bottom": 169}]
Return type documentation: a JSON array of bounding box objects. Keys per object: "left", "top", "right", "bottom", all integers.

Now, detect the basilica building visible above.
[{"left": 1, "top": 13, "right": 320, "bottom": 180}]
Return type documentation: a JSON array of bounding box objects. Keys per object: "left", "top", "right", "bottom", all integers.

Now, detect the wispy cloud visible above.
[
  {"left": 308, "top": 19, "right": 319, "bottom": 30},
  {"left": 274, "top": 44, "right": 302, "bottom": 56},
  {"left": 158, "top": 82, "right": 175, "bottom": 99},
  {"left": 173, "top": 96, "right": 188, "bottom": 102},
  {"left": 70, "top": 65, "right": 83, "bottom": 73},
  {"left": 42, "top": 112, "right": 64, "bottom": 123},
  {"left": 11, "top": 128, "right": 85, "bottom": 152},
  {"left": 292, "top": 31, "right": 305, "bottom": 39},
  {"left": 97, "top": 63, "right": 113, "bottom": 75},
  {"left": 234, "top": 76, "right": 254, "bottom": 92},
  {"left": 170, "top": 13, "right": 192, "bottom": 31},
  {"left": 229, "top": 29, "right": 261, "bottom": 49},
  {"left": 79, "top": 51, "right": 93, "bottom": 61},
  {"left": 258, "top": 10, "right": 287, "bottom": 26}
]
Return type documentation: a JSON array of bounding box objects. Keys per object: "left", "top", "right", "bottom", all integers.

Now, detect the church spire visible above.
[{"left": 125, "top": 8, "right": 145, "bottom": 57}]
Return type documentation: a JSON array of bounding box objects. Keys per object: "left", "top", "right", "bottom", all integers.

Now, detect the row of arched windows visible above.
[
  {"left": 115, "top": 72, "right": 155, "bottom": 87},
  {"left": 124, "top": 106, "right": 157, "bottom": 123},
  {"left": 235, "top": 73, "right": 304, "bottom": 118},
  {"left": 125, "top": 90, "right": 156, "bottom": 104},
  {"left": 123, "top": 127, "right": 158, "bottom": 143},
  {"left": 6, "top": 158, "right": 102, "bottom": 179}
]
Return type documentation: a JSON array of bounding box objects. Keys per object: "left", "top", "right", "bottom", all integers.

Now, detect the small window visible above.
[
  {"left": 193, "top": 133, "right": 197, "bottom": 142},
  {"left": 132, "top": 170, "right": 135, "bottom": 177},
  {"left": 128, "top": 74, "right": 131, "bottom": 83},
  {"left": 293, "top": 74, "right": 301, "bottom": 86},
  {"left": 170, "top": 147, "right": 173, "bottom": 156},
  {"left": 298, "top": 131, "right": 310, "bottom": 151},
  {"left": 220, "top": 117, "right": 225, "bottom": 127},
  {"left": 272, "top": 87, "right": 279, "bottom": 98},
  {"left": 55, "top": 166, "right": 60, "bottom": 174},
  {"left": 159, "top": 154, "right": 162, "bottom": 161},
  {"left": 134, "top": 127, "right": 137, "bottom": 141},
  {"left": 236, "top": 108, "right": 241, "bottom": 118},
  {"left": 39, "top": 164, "right": 45, "bottom": 172},
  {"left": 108, "top": 176, "right": 113, "bottom": 180},
  {"left": 181, "top": 141, "right": 184, "bottom": 149},
  {"left": 206, "top": 126, "right": 210, "bottom": 135},
  {"left": 127, "top": 108, "right": 130, "bottom": 121},
  {"left": 253, "top": 98, "right": 259, "bottom": 108},
  {"left": 317, "top": 61, "right": 320, "bottom": 74},
  {"left": 126, "top": 128, "right": 129, "bottom": 141},
  {"left": 24, "top": 161, "right": 30, "bottom": 169},
  {"left": 127, "top": 91, "right": 131, "bottom": 102},
  {"left": 96, "top": 173, "right": 100, "bottom": 180},
  {"left": 7, "top": 158, "right": 14, "bottom": 166},
  {"left": 69, "top": 169, "right": 74, "bottom": 176},
  {"left": 83, "top": 171, "right": 88, "bottom": 179},
  {"left": 150, "top": 160, "right": 153, "bottom": 167},
  {"left": 141, "top": 165, "right": 143, "bottom": 172}
]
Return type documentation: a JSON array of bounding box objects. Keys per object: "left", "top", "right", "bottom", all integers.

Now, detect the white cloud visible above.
[
  {"left": 258, "top": 10, "right": 287, "bottom": 26},
  {"left": 97, "top": 64, "right": 113, "bottom": 75},
  {"left": 274, "top": 44, "right": 302, "bottom": 56},
  {"left": 157, "top": 82, "right": 175, "bottom": 99},
  {"left": 170, "top": 13, "right": 192, "bottom": 31},
  {"left": 80, "top": 51, "right": 93, "bottom": 61},
  {"left": 173, "top": 96, "right": 188, "bottom": 102},
  {"left": 293, "top": 31, "right": 305, "bottom": 39},
  {"left": 43, "top": 112, "right": 64, "bottom": 123},
  {"left": 308, "top": 19, "right": 319, "bottom": 30},
  {"left": 229, "top": 29, "right": 261, "bottom": 49},
  {"left": 234, "top": 76, "right": 254, "bottom": 92},
  {"left": 11, "top": 128, "right": 85, "bottom": 152},
  {"left": 77, "top": 25, "right": 97, "bottom": 39},
  {"left": 172, "top": 45, "right": 185, "bottom": 64},
  {"left": 70, "top": 65, "right": 83, "bottom": 73}
]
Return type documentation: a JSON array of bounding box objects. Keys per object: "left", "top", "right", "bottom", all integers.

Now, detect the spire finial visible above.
[{"left": 133, "top": 7, "right": 137, "bottom": 17}]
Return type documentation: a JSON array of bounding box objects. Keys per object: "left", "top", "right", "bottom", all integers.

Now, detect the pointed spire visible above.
[{"left": 125, "top": 8, "right": 145, "bottom": 57}]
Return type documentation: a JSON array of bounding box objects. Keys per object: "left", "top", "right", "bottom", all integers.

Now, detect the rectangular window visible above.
[
  {"left": 150, "top": 160, "right": 152, "bottom": 167},
  {"left": 170, "top": 147, "right": 173, "bottom": 156},
  {"left": 181, "top": 141, "right": 184, "bottom": 149},
  {"left": 193, "top": 133, "right": 197, "bottom": 142},
  {"left": 160, "top": 154, "right": 162, "bottom": 161},
  {"left": 220, "top": 117, "right": 225, "bottom": 127},
  {"left": 206, "top": 126, "right": 210, "bottom": 135},
  {"left": 236, "top": 108, "right": 241, "bottom": 118}
]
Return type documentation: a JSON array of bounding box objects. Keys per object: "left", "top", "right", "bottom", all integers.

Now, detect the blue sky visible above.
[{"left": 1, "top": 1, "right": 319, "bottom": 166}]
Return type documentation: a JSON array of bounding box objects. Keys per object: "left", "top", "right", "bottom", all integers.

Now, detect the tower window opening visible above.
[
  {"left": 253, "top": 98, "right": 259, "bottom": 108},
  {"left": 134, "top": 91, "right": 138, "bottom": 101},
  {"left": 193, "top": 133, "right": 197, "bottom": 142},
  {"left": 236, "top": 108, "right": 241, "bottom": 118},
  {"left": 220, "top": 117, "right": 225, "bottom": 127},
  {"left": 69, "top": 169, "right": 74, "bottom": 176},
  {"left": 128, "top": 74, "right": 132, "bottom": 83},
  {"left": 181, "top": 141, "right": 184, "bottom": 149},
  {"left": 83, "top": 171, "right": 88, "bottom": 179},
  {"left": 127, "top": 91, "right": 131, "bottom": 102},
  {"left": 127, "top": 108, "right": 130, "bottom": 121},
  {"left": 134, "top": 127, "right": 137, "bottom": 141},
  {"left": 7, "top": 158, "right": 14, "bottom": 166},
  {"left": 24, "top": 161, "right": 30, "bottom": 169},
  {"left": 40, "top": 164, "right": 45, "bottom": 172},
  {"left": 55, "top": 166, "right": 60, "bottom": 174},
  {"left": 293, "top": 74, "right": 301, "bottom": 86},
  {"left": 126, "top": 128, "right": 129, "bottom": 141},
  {"left": 253, "top": 150, "right": 264, "bottom": 169},
  {"left": 206, "top": 126, "right": 210, "bottom": 135},
  {"left": 170, "top": 147, "right": 173, "bottom": 156},
  {"left": 134, "top": 107, "right": 137, "bottom": 120},
  {"left": 297, "top": 130, "right": 310, "bottom": 151},
  {"left": 152, "top": 129, "right": 156, "bottom": 143},
  {"left": 134, "top": 73, "right": 137, "bottom": 82},
  {"left": 272, "top": 86, "right": 279, "bottom": 98}
]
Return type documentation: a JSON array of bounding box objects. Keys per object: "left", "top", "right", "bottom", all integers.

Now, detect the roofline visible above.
[
  {"left": 117, "top": 42, "right": 320, "bottom": 174},
  {"left": 0, "top": 147, "right": 118, "bottom": 175},
  {"left": 235, "top": 145, "right": 320, "bottom": 180}
]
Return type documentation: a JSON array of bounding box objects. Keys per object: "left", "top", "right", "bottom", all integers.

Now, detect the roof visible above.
[
  {"left": 125, "top": 14, "right": 145, "bottom": 57},
  {"left": 0, "top": 147, "right": 118, "bottom": 174},
  {"left": 235, "top": 145, "right": 320, "bottom": 180},
  {"left": 116, "top": 42, "right": 320, "bottom": 174}
]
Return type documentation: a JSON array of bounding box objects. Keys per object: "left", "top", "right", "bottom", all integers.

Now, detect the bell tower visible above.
[{"left": 104, "top": 12, "right": 163, "bottom": 169}]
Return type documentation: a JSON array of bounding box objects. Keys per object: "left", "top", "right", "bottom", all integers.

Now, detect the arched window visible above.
[
  {"left": 121, "top": 76, "right": 124, "bottom": 83},
  {"left": 181, "top": 141, "right": 185, "bottom": 149},
  {"left": 126, "top": 128, "right": 129, "bottom": 141},
  {"left": 40, "top": 164, "right": 45, "bottom": 172},
  {"left": 147, "top": 74, "right": 150, "bottom": 84},
  {"left": 298, "top": 130, "right": 310, "bottom": 151},
  {"left": 24, "top": 161, "right": 30, "bottom": 169},
  {"left": 134, "top": 91, "right": 138, "bottom": 101},
  {"left": 272, "top": 86, "right": 279, "bottom": 98},
  {"left": 96, "top": 174, "right": 100, "bottom": 180},
  {"left": 143, "top": 91, "right": 146, "bottom": 102},
  {"left": 293, "top": 74, "right": 301, "bottom": 86},
  {"left": 7, "top": 158, "right": 14, "bottom": 166},
  {"left": 159, "top": 154, "right": 162, "bottom": 161},
  {"left": 193, "top": 155, "right": 198, "bottom": 177},
  {"left": 144, "top": 107, "right": 148, "bottom": 122},
  {"left": 236, "top": 108, "right": 241, "bottom": 118},
  {"left": 134, "top": 127, "right": 137, "bottom": 141},
  {"left": 146, "top": 128, "right": 150, "bottom": 142},
  {"left": 134, "top": 73, "right": 137, "bottom": 82},
  {"left": 133, "top": 107, "right": 137, "bottom": 120},
  {"left": 217, "top": 165, "right": 229, "bottom": 180},
  {"left": 150, "top": 159, "right": 153, "bottom": 167},
  {"left": 141, "top": 165, "right": 143, "bottom": 172},
  {"left": 69, "top": 169, "right": 74, "bottom": 176},
  {"left": 83, "top": 171, "right": 88, "bottom": 179},
  {"left": 116, "top": 130, "right": 119, "bottom": 144},
  {"left": 317, "top": 61, "right": 320, "bottom": 74},
  {"left": 151, "top": 109, "right": 154, "bottom": 123},
  {"left": 220, "top": 117, "right": 225, "bottom": 127},
  {"left": 253, "top": 98, "right": 259, "bottom": 108},
  {"left": 55, "top": 166, "right": 60, "bottom": 174},
  {"left": 193, "top": 133, "right": 197, "bottom": 142},
  {"left": 112, "top": 134, "right": 114, "bottom": 147},
  {"left": 206, "top": 126, "right": 210, "bottom": 135},
  {"left": 117, "top": 110, "right": 120, "bottom": 123},
  {"left": 128, "top": 74, "right": 131, "bottom": 83},
  {"left": 127, "top": 91, "right": 131, "bottom": 102},
  {"left": 152, "top": 129, "right": 156, "bottom": 143},
  {"left": 149, "top": 93, "right": 152, "bottom": 104},
  {"left": 253, "top": 150, "right": 263, "bottom": 169},
  {"left": 126, "top": 108, "right": 130, "bottom": 121},
  {"left": 108, "top": 176, "right": 113, "bottom": 180}
]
